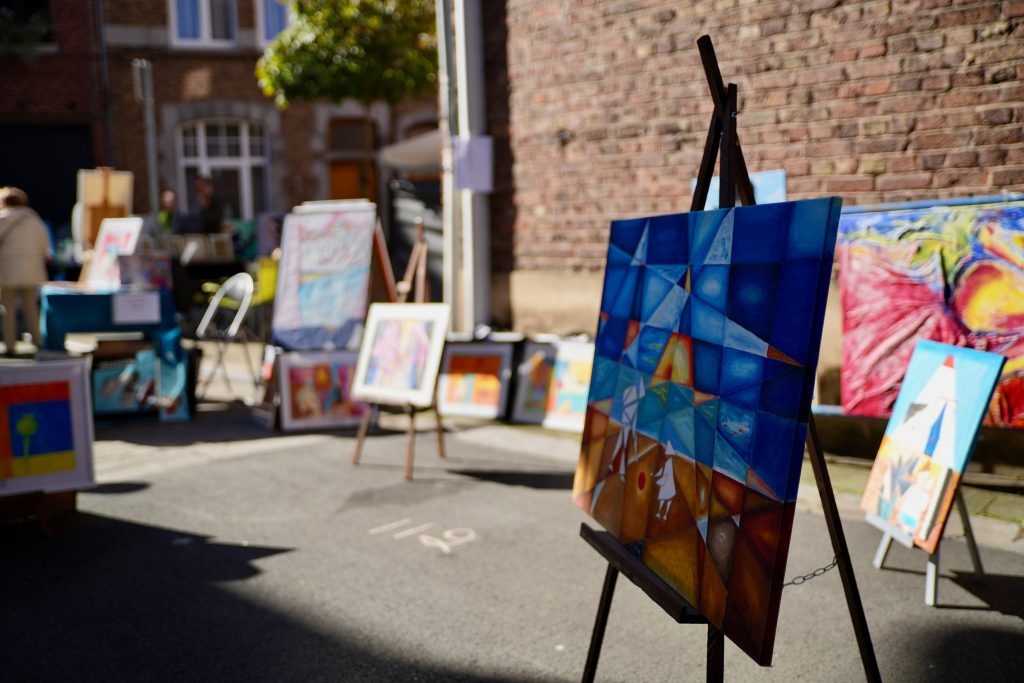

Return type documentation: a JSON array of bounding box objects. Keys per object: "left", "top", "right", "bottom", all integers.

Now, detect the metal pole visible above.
[
  {"left": 132, "top": 59, "right": 160, "bottom": 215},
  {"left": 453, "top": 0, "right": 491, "bottom": 331},
  {"left": 435, "top": 0, "right": 459, "bottom": 329}
]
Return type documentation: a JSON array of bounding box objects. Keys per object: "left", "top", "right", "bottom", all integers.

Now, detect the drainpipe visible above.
[
  {"left": 453, "top": 0, "right": 490, "bottom": 330},
  {"left": 435, "top": 0, "right": 459, "bottom": 327},
  {"left": 96, "top": 0, "right": 115, "bottom": 165}
]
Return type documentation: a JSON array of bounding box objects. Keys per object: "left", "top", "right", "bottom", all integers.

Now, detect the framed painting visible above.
[
  {"left": 0, "top": 359, "right": 95, "bottom": 497},
  {"left": 84, "top": 216, "right": 143, "bottom": 290},
  {"left": 279, "top": 350, "right": 370, "bottom": 431},
  {"left": 437, "top": 341, "right": 514, "bottom": 419},
  {"left": 118, "top": 251, "right": 173, "bottom": 290},
  {"left": 572, "top": 197, "right": 843, "bottom": 666},
  {"left": 510, "top": 340, "right": 555, "bottom": 425},
  {"left": 272, "top": 203, "right": 377, "bottom": 350},
  {"left": 838, "top": 200, "right": 1024, "bottom": 428},
  {"left": 860, "top": 340, "right": 1005, "bottom": 554},
  {"left": 510, "top": 340, "right": 594, "bottom": 432},
  {"left": 351, "top": 303, "right": 450, "bottom": 408}
]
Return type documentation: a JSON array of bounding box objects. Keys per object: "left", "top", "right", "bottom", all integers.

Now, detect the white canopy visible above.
[{"left": 379, "top": 129, "right": 441, "bottom": 172}]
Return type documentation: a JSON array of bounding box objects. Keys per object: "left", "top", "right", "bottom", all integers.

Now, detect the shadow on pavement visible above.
[
  {"left": 451, "top": 469, "right": 574, "bottom": 490},
  {"left": 89, "top": 482, "right": 152, "bottom": 495},
  {"left": 0, "top": 512, "right": 545, "bottom": 682},
  {"left": 917, "top": 624, "right": 1024, "bottom": 681},
  {"left": 951, "top": 571, "right": 1024, "bottom": 619}
]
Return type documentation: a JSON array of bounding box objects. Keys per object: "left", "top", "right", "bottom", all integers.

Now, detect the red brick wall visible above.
[
  {"left": 105, "top": 0, "right": 258, "bottom": 30},
  {"left": 487, "top": 0, "right": 1024, "bottom": 272},
  {"left": 106, "top": 47, "right": 318, "bottom": 213},
  {"left": 0, "top": 1, "right": 107, "bottom": 160}
]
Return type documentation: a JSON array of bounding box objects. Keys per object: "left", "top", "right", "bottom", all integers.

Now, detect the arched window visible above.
[{"left": 178, "top": 120, "right": 268, "bottom": 219}]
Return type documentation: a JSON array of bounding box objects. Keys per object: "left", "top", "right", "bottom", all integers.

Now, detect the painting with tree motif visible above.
[
  {"left": 573, "top": 197, "right": 842, "bottom": 665},
  {"left": 1, "top": 359, "right": 94, "bottom": 497}
]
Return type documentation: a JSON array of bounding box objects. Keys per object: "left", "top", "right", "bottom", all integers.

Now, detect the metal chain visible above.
[{"left": 783, "top": 555, "right": 838, "bottom": 588}]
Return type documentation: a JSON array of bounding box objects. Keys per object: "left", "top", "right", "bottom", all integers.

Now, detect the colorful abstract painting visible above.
[
  {"left": 437, "top": 342, "right": 514, "bottom": 419},
  {"left": 838, "top": 201, "right": 1024, "bottom": 428},
  {"left": 279, "top": 351, "right": 369, "bottom": 431},
  {"left": 85, "top": 216, "right": 143, "bottom": 290},
  {"left": 351, "top": 303, "right": 450, "bottom": 408},
  {"left": 272, "top": 204, "right": 376, "bottom": 350},
  {"left": 0, "top": 359, "right": 94, "bottom": 497},
  {"left": 511, "top": 340, "right": 594, "bottom": 432},
  {"left": 118, "top": 252, "right": 173, "bottom": 290},
  {"left": 573, "top": 197, "right": 842, "bottom": 666},
  {"left": 861, "top": 340, "right": 1004, "bottom": 554}
]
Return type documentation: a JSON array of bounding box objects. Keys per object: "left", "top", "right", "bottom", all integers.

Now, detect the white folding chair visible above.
[{"left": 195, "top": 272, "right": 259, "bottom": 401}]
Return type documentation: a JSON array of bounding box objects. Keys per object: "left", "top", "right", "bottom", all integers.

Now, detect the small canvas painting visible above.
[
  {"left": 437, "top": 342, "right": 514, "bottom": 419},
  {"left": 85, "top": 217, "right": 143, "bottom": 289},
  {"left": 861, "top": 340, "right": 1005, "bottom": 554},
  {"left": 573, "top": 197, "right": 842, "bottom": 666},
  {"left": 279, "top": 350, "right": 369, "bottom": 431},
  {"left": 351, "top": 303, "right": 450, "bottom": 408},
  {"left": 0, "top": 359, "right": 94, "bottom": 497}
]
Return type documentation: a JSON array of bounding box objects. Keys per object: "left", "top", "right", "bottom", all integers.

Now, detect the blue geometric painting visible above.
[{"left": 573, "top": 197, "right": 842, "bottom": 666}]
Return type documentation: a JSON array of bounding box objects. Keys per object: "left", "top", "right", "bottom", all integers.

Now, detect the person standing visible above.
[{"left": 0, "top": 187, "right": 52, "bottom": 356}]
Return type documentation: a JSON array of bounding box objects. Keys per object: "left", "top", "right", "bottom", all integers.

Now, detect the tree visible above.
[
  {"left": 256, "top": 0, "right": 438, "bottom": 108},
  {"left": 256, "top": 1, "right": 438, "bottom": 198}
]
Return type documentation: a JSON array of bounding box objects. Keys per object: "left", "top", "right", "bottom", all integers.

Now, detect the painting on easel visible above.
[
  {"left": 272, "top": 203, "right": 376, "bottom": 350},
  {"left": 572, "top": 197, "right": 842, "bottom": 665},
  {"left": 0, "top": 359, "right": 95, "bottom": 497},
  {"left": 351, "top": 303, "right": 450, "bottom": 408},
  {"left": 76, "top": 168, "right": 133, "bottom": 248},
  {"left": 861, "top": 340, "right": 1005, "bottom": 554}
]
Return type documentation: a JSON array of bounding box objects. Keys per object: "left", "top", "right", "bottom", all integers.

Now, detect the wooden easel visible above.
[
  {"left": 351, "top": 219, "right": 447, "bottom": 480},
  {"left": 871, "top": 488, "right": 984, "bottom": 606},
  {"left": 580, "top": 35, "right": 880, "bottom": 683}
]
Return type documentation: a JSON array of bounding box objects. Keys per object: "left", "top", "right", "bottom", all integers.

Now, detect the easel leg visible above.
[
  {"left": 925, "top": 547, "right": 939, "bottom": 607},
  {"left": 582, "top": 564, "right": 618, "bottom": 683},
  {"left": 956, "top": 490, "right": 984, "bottom": 575},
  {"left": 404, "top": 405, "right": 416, "bottom": 480},
  {"left": 434, "top": 404, "right": 447, "bottom": 460},
  {"left": 872, "top": 533, "right": 893, "bottom": 570},
  {"left": 706, "top": 625, "right": 724, "bottom": 683},
  {"left": 806, "top": 416, "right": 882, "bottom": 682},
  {"left": 351, "top": 408, "right": 373, "bottom": 465}
]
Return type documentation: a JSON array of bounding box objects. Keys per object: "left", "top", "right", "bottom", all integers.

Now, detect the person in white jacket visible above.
[{"left": 0, "top": 187, "right": 52, "bottom": 355}]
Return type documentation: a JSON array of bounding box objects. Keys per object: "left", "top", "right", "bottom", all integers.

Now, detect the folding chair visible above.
[{"left": 195, "top": 272, "right": 260, "bottom": 402}]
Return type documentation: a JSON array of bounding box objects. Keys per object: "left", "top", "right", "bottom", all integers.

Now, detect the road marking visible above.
[
  {"left": 368, "top": 518, "right": 413, "bottom": 535},
  {"left": 368, "top": 518, "right": 478, "bottom": 554},
  {"left": 419, "top": 528, "right": 477, "bottom": 554},
  {"left": 393, "top": 522, "right": 435, "bottom": 539}
]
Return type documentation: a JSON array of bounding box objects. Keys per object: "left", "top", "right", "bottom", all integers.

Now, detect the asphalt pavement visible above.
[{"left": 2, "top": 394, "right": 1023, "bottom": 682}]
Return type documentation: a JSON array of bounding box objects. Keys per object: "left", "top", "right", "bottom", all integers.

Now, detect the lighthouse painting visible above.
[{"left": 860, "top": 340, "right": 1006, "bottom": 554}]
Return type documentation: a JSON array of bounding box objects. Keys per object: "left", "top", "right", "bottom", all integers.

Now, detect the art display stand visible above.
[
  {"left": 578, "top": 35, "right": 880, "bottom": 683},
  {"left": 871, "top": 489, "right": 983, "bottom": 606},
  {"left": 351, "top": 219, "right": 447, "bottom": 480},
  {"left": 81, "top": 166, "right": 128, "bottom": 249},
  {"left": 257, "top": 210, "right": 398, "bottom": 428}
]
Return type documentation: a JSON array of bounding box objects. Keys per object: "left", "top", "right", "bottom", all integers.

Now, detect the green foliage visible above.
[{"left": 256, "top": 0, "right": 438, "bottom": 108}]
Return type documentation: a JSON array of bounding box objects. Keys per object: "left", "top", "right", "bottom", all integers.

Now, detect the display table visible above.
[{"left": 39, "top": 285, "right": 190, "bottom": 421}]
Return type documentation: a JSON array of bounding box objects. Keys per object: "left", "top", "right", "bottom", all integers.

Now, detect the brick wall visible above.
[
  {"left": 486, "top": 0, "right": 1024, "bottom": 273},
  {"left": 105, "top": 0, "right": 258, "bottom": 30},
  {"left": 106, "top": 48, "right": 319, "bottom": 213},
  {"left": 0, "top": 1, "right": 106, "bottom": 158}
]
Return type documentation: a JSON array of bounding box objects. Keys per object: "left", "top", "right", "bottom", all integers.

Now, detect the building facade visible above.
[
  {"left": 482, "top": 0, "right": 1024, "bottom": 334},
  {"left": 1, "top": 0, "right": 437, "bottom": 230}
]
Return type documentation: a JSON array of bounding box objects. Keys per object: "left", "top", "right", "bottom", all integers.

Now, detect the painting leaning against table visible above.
[{"left": 572, "top": 197, "right": 842, "bottom": 666}]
